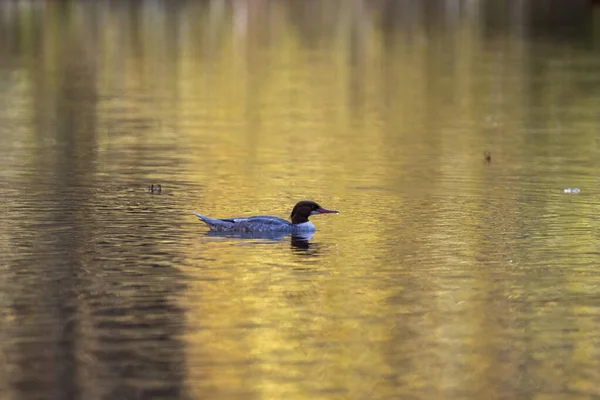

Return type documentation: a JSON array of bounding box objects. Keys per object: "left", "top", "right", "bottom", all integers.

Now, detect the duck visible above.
[
  {"left": 194, "top": 200, "right": 339, "bottom": 233},
  {"left": 148, "top": 184, "right": 162, "bottom": 193}
]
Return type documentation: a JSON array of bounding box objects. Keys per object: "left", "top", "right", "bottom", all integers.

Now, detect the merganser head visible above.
[{"left": 290, "top": 200, "right": 339, "bottom": 225}]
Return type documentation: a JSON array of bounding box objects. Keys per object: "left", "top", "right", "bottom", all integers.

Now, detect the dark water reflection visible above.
[
  {"left": 206, "top": 231, "right": 317, "bottom": 251},
  {"left": 2, "top": 1, "right": 600, "bottom": 399}
]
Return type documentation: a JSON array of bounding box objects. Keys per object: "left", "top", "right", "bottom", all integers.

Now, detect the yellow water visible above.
[{"left": 2, "top": 1, "right": 600, "bottom": 399}]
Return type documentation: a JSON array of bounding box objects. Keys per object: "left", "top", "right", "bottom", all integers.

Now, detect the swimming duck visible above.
[{"left": 194, "top": 200, "right": 339, "bottom": 233}]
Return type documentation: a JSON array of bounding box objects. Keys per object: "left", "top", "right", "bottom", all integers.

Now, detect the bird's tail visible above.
[
  {"left": 193, "top": 212, "right": 231, "bottom": 230},
  {"left": 193, "top": 212, "right": 211, "bottom": 225}
]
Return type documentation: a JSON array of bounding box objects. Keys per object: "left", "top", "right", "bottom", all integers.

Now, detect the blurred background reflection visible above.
[{"left": 1, "top": 1, "right": 600, "bottom": 399}]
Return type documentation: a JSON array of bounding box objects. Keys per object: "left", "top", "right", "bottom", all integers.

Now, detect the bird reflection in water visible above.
[
  {"left": 203, "top": 231, "right": 317, "bottom": 251},
  {"left": 290, "top": 234, "right": 314, "bottom": 250}
]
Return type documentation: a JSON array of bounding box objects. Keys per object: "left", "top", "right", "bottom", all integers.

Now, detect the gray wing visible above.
[
  {"left": 221, "top": 216, "right": 291, "bottom": 231},
  {"left": 194, "top": 213, "right": 290, "bottom": 231},
  {"left": 236, "top": 216, "right": 290, "bottom": 225}
]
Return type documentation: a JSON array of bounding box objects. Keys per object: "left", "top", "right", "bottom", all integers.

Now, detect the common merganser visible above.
[{"left": 193, "top": 200, "right": 339, "bottom": 233}]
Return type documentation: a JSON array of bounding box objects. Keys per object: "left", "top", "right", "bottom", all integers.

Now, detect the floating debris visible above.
[
  {"left": 563, "top": 188, "right": 580, "bottom": 194},
  {"left": 148, "top": 184, "right": 162, "bottom": 193},
  {"left": 484, "top": 151, "right": 491, "bottom": 163}
]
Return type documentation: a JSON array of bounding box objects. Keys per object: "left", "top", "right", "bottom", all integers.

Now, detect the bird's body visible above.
[
  {"left": 193, "top": 214, "right": 315, "bottom": 233},
  {"left": 194, "top": 200, "right": 338, "bottom": 233}
]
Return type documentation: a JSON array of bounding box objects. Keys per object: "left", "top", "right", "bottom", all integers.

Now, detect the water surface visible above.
[{"left": 2, "top": 1, "right": 600, "bottom": 399}]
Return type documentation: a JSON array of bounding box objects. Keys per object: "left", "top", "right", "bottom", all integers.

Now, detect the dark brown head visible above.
[{"left": 290, "top": 200, "right": 339, "bottom": 225}]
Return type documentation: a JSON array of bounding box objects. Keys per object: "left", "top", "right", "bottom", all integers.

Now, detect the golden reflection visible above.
[{"left": 2, "top": 1, "right": 600, "bottom": 399}]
